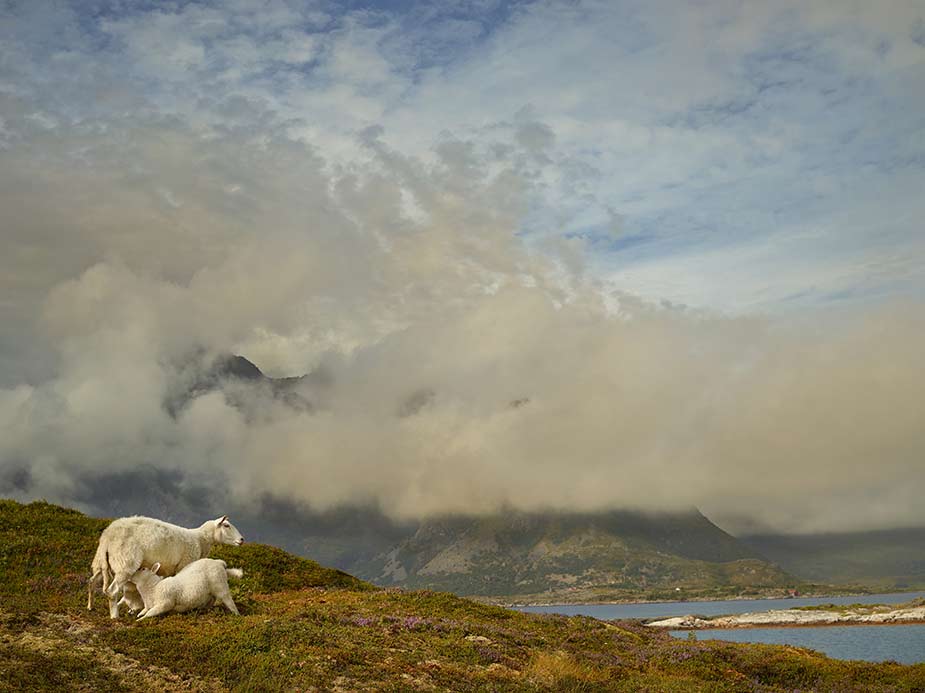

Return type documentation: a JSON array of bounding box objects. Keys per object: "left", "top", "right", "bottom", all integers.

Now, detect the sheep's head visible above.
[{"left": 214, "top": 516, "right": 244, "bottom": 545}]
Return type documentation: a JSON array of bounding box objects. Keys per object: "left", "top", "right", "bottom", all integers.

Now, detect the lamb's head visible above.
[
  {"left": 130, "top": 562, "right": 164, "bottom": 590},
  {"left": 213, "top": 515, "right": 244, "bottom": 546}
]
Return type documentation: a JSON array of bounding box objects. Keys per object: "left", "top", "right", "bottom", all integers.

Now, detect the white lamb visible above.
[
  {"left": 131, "top": 558, "right": 243, "bottom": 619},
  {"left": 87, "top": 514, "right": 244, "bottom": 619}
]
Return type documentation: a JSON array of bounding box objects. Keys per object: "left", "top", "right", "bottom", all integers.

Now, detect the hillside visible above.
[
  {"left": 361, "top": 509, "right": 801, "bottom": 603},
  {"left": 742, "top": 528, "right": 925, "bottom": 591},
  {"left": 2, "top": 500, "right": 923, "bottom": 691}
]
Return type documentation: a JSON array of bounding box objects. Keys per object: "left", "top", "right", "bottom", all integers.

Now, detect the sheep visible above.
[
  {"left": 87, "top": 539, "right": 145, "bottom": 613},
  {"left": 130, "top": 558, "right": 243, "bottom": 620},
  {"left": 87, "top": 514, "right": 244, "bottom": 619}
]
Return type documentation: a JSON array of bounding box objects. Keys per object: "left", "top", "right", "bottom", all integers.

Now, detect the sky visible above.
[{"left": 1, "top": 0, "right": 924, "bottom": 534}]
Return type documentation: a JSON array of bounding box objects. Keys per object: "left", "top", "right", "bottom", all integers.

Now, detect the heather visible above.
[{"left": 2, "top": 499, "right": 924, "bottom": 691}]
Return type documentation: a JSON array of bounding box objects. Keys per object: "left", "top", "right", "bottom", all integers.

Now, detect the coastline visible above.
[
  {"left": 669, "top": 620, "right": 925, "bottom": 630},
  {"left": 647, "top": 604, "right": 925, "bottom": 630},
  {"left": 497, "top": 590, "right": 880, "bottom": 609}
]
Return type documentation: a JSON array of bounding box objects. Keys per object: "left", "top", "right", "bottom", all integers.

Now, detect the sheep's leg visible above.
[
  {"left": 87, "top": 572, "right": 101, "bottom": 611},
  {"left": 218, "top": 592, "right": 239, "bottom": 616},
  {"left": 137, "top": 602, "right": 171, "bottom": 620},
  {"left": 106, "top": 572, "right": 131, "bottom": 599},
  {"left": 108, "top": 596, "right": 120, "bottom": 619}
]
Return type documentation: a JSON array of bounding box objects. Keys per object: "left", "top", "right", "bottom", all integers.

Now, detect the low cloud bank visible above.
[{"left": 1, "top": 119, "right": 922, "bottom": 535}]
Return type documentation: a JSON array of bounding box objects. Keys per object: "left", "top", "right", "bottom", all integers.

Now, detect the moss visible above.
[{"left": 0, "top": 641, "right": 132, "bottom": 692}]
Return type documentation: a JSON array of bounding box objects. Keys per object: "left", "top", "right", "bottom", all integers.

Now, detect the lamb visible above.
[
  {"left": 87, "top": 514, "right": 244, "bottom": 619},
  {"left": 130, "top": 558, "right": 243, "bottom": 620}
]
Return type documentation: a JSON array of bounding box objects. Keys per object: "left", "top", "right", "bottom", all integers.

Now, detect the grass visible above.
[{"left": 2, "top": 498, "right": 925, "bottom": 691}]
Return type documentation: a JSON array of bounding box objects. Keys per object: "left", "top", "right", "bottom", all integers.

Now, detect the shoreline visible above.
[
  {"left": 668, "top": 619, "right": 925, "bottom": 631},
  {"left": 647, "top": 604, "right": 925, "bottom": 630},
  {"left": 499, "top": 591, "right": 886, "bottom": 609}
]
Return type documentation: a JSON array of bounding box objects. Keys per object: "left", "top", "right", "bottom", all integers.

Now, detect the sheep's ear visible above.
[
  {"left": 151, "top": 562, "right": 161, "bottom": 574},
  {"left": 215, "top": 515, "right": 228, "bottom": 526}
]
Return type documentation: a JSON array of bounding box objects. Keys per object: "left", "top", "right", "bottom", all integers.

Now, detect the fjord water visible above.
[
  {"left": 519, "top": 592, "right": 925, "bottom": 664},
  {"left": 670, "top": 625, "right": 925, "bottom": 664}
]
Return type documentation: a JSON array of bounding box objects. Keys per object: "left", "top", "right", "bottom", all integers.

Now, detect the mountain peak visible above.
[{"left": 212, "top": 354, "right": 266, "bottom": 381}]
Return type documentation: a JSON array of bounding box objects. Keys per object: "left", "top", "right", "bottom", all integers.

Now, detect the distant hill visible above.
[
  {"left": 2, "top": 498, "right": 922, "bottom": 692},
  {"left": 357, "top": 509, "right": 799, "bottom": 602},
  {"left": 742, "top": 527, "right": 925, "bottom": 591}
]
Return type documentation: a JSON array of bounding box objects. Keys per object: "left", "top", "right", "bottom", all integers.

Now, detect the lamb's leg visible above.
[
  {"left": 137, "top": 602, "right": 171, "bottom": 620},
  {"left": 217, "top": 592, "right": 239, "bottom": 615}
]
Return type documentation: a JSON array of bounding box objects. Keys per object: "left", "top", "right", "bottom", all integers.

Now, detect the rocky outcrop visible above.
[{"left": 648, "top": 604, "right": 925, "bottom": 629}]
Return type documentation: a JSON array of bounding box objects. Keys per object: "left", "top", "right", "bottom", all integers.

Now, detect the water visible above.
[
  {"left": 517, "top": 591, "right": 925, "bottom": 621},
  {"left": 517, "top": 592, "right": 925, "bottom": 664},
  {"left": 670, "top": 625, "right": 925, "bottom": 664}
]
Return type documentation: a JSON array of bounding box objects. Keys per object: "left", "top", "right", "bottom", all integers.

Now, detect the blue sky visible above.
[
  {"left": 4, "top": 0, "right": 923, "bottom": 314},
  {"left": 2, "top": 1, "right": 925, "bottom": 530}
]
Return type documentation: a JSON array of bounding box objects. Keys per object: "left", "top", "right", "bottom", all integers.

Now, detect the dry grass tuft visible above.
[{"left": 524, "top": 649, "right": 609, "bottom": 686}]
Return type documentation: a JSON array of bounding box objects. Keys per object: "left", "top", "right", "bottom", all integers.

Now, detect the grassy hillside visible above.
[{"left": 2, "top": 500, "right": 924, "bottom": 692}]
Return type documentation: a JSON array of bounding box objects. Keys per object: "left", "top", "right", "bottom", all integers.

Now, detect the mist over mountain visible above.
[
  {"left": 0, "top": 459, "right": 799, "bottom": 600},
  {"left": 163, "top": 353, "right": 313, "bottom": 419},
  {"left": 3, "top": 131, "right": 925, "bottom": 534},
  {"left": 2, "top": 0, "right": 925, "bottom": 607}
]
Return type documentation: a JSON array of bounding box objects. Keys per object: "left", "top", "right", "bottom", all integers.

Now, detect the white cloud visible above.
[{"left": 0, "top": 0, "right": 924, "bottom": 532}]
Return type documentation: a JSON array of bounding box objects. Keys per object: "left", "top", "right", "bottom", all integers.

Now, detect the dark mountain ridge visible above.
[
  {"left": 743, "top": 527, "right": 925, "bottom": 591},
  {"left": 358, "top": 507, "right": 797, "bottom": 601}
]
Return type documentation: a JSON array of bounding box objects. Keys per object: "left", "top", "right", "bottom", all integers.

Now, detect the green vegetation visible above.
[
  {"left": 793, "top": 597, "right": 925, "bottom": 614},
  {"left": 794, "top": 603, "right": 883, "bottom": 613},
  {"left": 2, "top": 498, "right": 925, "bottom": 691}
]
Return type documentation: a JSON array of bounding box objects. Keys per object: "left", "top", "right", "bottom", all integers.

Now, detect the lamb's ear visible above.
[
  {"left": 151, "top": 562, "right": 161, "bottom": 574},
  {"left": 215, "top": 515, "right": 228, "bottom": 526}
]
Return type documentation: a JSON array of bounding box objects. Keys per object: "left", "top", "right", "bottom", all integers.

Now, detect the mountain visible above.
[
  {"left": 163, "top": 353, "right": 314, "bottom": 418},
  {"left": 3, "top": 498, "right": 921, "bottom": 692},
  {"left": 356, "top": 508, "right": 799, "bottom": 602},
  {"left": 742, "top": 527, "right": 925, "bottom": 591}
]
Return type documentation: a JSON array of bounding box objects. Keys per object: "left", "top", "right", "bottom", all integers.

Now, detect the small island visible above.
[{"left": 647, "top": 598, "right": 925, "bottom": 629}]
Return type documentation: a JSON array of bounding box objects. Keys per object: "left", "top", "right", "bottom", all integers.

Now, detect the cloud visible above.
[
  {"left": 0, "top": 0, "right": 923, "bottom": 534},
  {"left": 0, "top": 112, "right": 923, "bottom": 532}
]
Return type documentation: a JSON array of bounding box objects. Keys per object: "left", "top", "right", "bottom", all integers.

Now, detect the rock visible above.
[{"left": 464, "top": 635, "right": 492, "bottom": 645}]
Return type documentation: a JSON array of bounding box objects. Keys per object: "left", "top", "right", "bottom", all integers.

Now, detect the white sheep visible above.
[
  {"left": 87, "top": 514, "right": 244, "bottom": 619},
  {"left": 86, "top": 540, "right": 146, "bottom": 614},
  {"left": 131, "top": 558, "right": 243, "bottom": 619}
]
